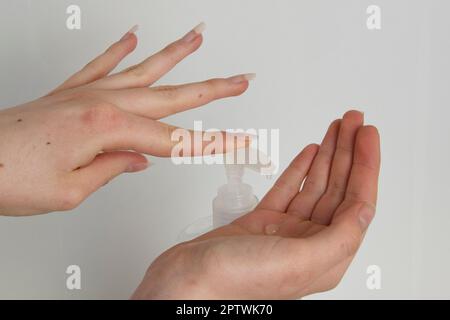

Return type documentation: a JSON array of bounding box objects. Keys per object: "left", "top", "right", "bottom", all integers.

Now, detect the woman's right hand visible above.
[{"left": 0, "top": 23, "right": 253, "bottom": 216}]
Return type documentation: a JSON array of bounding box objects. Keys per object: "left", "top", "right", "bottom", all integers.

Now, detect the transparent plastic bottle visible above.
[
  {"left": 178, "top": 163, "right": 259, "bottom": 242},
  {"left": 212, "top": 164, "right": 258, "bottom": 228},
  {"left": 178, "top": 149, "right": 275, "bottom": 242}
]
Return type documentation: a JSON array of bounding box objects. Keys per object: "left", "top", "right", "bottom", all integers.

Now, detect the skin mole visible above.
[
  {"left": 17, "top": 118, "right": 22, "bottom": 122},
  {"left": 198, "top": 93, "right": 203, "bottom": 99},
  {"left": 0, "top": 163, "right": 4, "bottom": 168},
  {"left": 46, "top": 142, "right": 51, "bottom": 145}
]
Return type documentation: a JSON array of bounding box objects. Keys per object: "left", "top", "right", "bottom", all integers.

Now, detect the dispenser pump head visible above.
[{"left": 212, "top": 148, "right": 276, "bottom": 228}]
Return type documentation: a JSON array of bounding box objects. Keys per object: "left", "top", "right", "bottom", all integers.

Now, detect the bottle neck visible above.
[{"left": 225, "top": 164, "right": 244, "bottom": 184}]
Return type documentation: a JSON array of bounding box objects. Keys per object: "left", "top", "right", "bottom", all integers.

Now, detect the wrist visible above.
[{"left": 132, "top": 244, "right": 217, "bottom": 300}]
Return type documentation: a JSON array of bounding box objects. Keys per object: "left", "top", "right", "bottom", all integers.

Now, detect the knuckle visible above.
[
  {"left": 54, "top": 186, "right": 84, "bottom": 211},
  {"left": 336, "top": 144, "right": 353, "bottom": 155},
  {"left": 126, "top": 65, "right": 150, "bottom": 85},
  {"left": 327, "top": 180, "right": 347, "bottom": 198},
  {"left": 82, "top": 59, "right": 97, "bottom": 72},
  {"left": 273, "top": 178, "right": 299, "bottom": 195},
  {"left": 63, "top": 89, "right": 94, "bottom": 102},
  {"left": 154, "top": 86, "right": 179, "bottom": 100},
  {"left": 105, "top": 42, "right": 124, "bottom": 57},
  {"left": 203, "top": 79, "right": 220, "bottom": 95},
  {"left": 166, "top": 124, "right": 180, "bottom": 141},
  {"left": 199, "top": 79, "right": 223, "bottom": 100},
  {"left": 303, "top": 179, "right": 326, "bottom": 196},
  {"left": 344, "top": 188, "right": 364, "bottom": 202},
  {"left": 340, "top": 231, "right": 361, "bottom": 257},
  {"left": 81, "top": 102, "right": 125, "bottom": 130},
  {"left": 163, "top": 42, "right": 183, "bottom": 60},
  {"left": 84, "top": 61, "right": 107, "bottom": 79}
]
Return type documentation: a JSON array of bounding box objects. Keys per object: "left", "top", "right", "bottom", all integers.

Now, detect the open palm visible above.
[{"left": 133, "top": 110, "right": 381, "bottom": 299}]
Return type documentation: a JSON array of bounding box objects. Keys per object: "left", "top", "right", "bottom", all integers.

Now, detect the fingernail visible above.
[
  {"left": 181, "top": 22, "right": 206, "bottom": 43},
  {"left": 228, "top": 73, "right": 256, "bottom": 84},
  {"left": 126, "top": 161, "right": 149, "bottom": 173},
  {"left": 265, "top": 224, "right": 280, "bottom": 235},
  {"left": 358, "top": 203, "right": 376, "bottom": 231},
  {"left": 120, "top": 24, "right": 139, "bottom": 42}
]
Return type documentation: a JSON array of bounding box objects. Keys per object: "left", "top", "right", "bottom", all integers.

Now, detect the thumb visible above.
[{"left": 70, "top": 151, "right": 149, "bottom": 198}]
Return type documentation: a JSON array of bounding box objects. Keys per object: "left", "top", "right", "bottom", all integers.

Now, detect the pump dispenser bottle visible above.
[
  {"left": 178, "top": 163, "right": 259, "bottom": 241},
  {"left": 178, "top": 149, "right": 274, "bottom": 242},
  {"left": 212, "top": 164, "right": 258, "bottom": 228}
]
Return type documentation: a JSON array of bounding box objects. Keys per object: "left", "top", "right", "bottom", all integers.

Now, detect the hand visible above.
[
  {"left": 0, "top": 23, "right": 253, "bottom": 216},
  {"left": 132, "top": 111, "right": 381, "bottom": 299}
]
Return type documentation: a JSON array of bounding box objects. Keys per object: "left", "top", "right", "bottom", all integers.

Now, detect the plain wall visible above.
[{"left": 0, "top": 0, "right": 449, "bottom": 299}]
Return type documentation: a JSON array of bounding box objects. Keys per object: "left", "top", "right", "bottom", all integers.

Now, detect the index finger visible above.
[
  {"left": 98, "top": 112, "right": 252, "bottom": 157},
  {"left": 256, "top": 144, "right": 319, "bottom": 212}
]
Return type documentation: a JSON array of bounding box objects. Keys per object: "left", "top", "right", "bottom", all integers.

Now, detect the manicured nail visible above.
[
  {"left": 120, "top": 24, "right": 139, "bottom": 42},
  {"left": 182, "top": 22, "right": 206, "bottom": 43},
  {"left": 228, "top": 73, "right": 256, "bottom": 84},
  {"left": 265, "top": 224, "right": 280, "bottom": 235},
  {"left": 126, "top": 161, "right": 149, "bottom": 173},
  {"left": 358, "top": 203, "right": 376, "bottom": 231}
]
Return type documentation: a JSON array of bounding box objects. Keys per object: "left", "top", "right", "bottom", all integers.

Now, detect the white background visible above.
[{"left": 0, "top": 0, "right": 449, "bottom": 299}]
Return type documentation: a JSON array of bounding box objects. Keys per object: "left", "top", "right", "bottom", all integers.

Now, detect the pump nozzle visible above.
[{"left": 213, "top": 148, "right": 275, "bottom": 228}]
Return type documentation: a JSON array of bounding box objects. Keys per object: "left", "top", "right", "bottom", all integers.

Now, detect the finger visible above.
[
  {"left": 256, "top": 144, "right": 319, "bottom": 212},
  {"left": 310, "top": 110, "right": 364, "bottom": 225},
  {"left": 287, "top": 119, "right": 340, "bottom": 219},
  {"left": 92, "top": 74, "right": 254, "bottom": 119},
  {"left": 49, "top": 26, "right": 138, "bottom": 94},
  {"left": 298, "top": 127, "right": 380, "bottom": 295},
  {"left": 268, "top": 125, "right": 380, "bottom": 295},
  {"left": 295, "top": 126, "right": 380, "bottom": 278},
  {"left": 90, "top": 22, "right": 205, "bottom": 90},
  {"left": 65, "top": 151, "right": 148, "bottom": 208},
  {"left": 337, "top": 125, "right": 381, "bottom": 213},
  {"left": 87, "top": 109, "right": 252, "bottom": 157}
]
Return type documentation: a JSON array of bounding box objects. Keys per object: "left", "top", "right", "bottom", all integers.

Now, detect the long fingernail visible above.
[
  {"left": 358, "top": 203, "right": 376, "bottom": 231},
  {"left": 126, "top": 161, "right": 149, "bottom": 173},
  {"left": 120, "top": 24, "right": 139, "bottom": 42},
  {"left": 228, "top": 73, "right": 256, "bottom": 84},
  {"left": 181, "top": 22, "right": 206, "bottom": 43}
]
